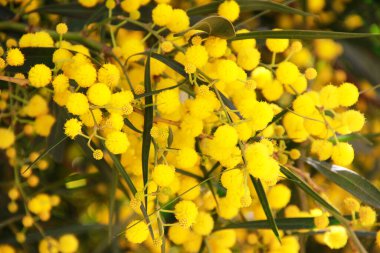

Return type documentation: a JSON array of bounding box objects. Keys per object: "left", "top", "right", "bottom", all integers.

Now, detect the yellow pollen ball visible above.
[
  {"left": 64, "top": 118, "right": 82, "bottom": 139},
  {"left": 343, "top": 197, "right": 360, "bottom": 212},
  {"left": 331, "top": 142, "right": 354, "bottom": 166},
  {"left": 28, "top": 64, "right": 52, "bottom": 87},
  {"left": 167, "top": 9, "right": 189, "bottom": 33},
  {"left": 93, "top": 149, "right": 103, "bottom": 160},
  {"left": 218, "top": 0, "right": 240, "bottom": 22},
  {"left": 266, "top": 34, "right": 289, "bottom": 53},
  {"left": 152, "top": 164, "right": 175, "bottom": 187},
  {"left": 105, "top": 131, "right": 129, "bottom": 154},
  {"left": 338, "top": 82, "right": 359, "bottom": 107},
  {"left": 152, "top": 4, "right": 173, "bottom": 26},
  {"left": 185, "top": 45, "right": 208, "bottom": 68},
  {"left": 56, "top": 23, "right": 68, "bottom": 35},
  {"left": 320, "top": 84, "right": 339, "bottom": 109},
  {"left": 314, "top": 213, "right": 329, "bottom": 229},
  {"left": 0, "top": 128, "right": 15, "bottom": 149},
  {"left": 359, "top": 206, "right": 377, "bottom": 226},
  {"left": 98, "top": 63, "right": 120, "bottom": 87},
  {"left": 6, "top": 48, "right": 25, "bottom": 66},
  {"left": 276, "top": 61, "right": 300, "bottom": 85},
  {"left": 73, "top": 63, "right": 97, "bottom": 88},
  {"left": 58, "top": 234, "right": 79, "bottom": 253},
  {"left": 66, "top": 93, "right": 90, "bottom": 116},
  {"left": 174, "top": 200, "right": 198, "bottom": 228},
  {"left": 323, "top": 226, "right": 348, "bottom": 249},
  {"left": 125, "top": 220, "right": 149, "bottom": 243},
  {"left": 87, "top": 83, "right": 111, "bottom": 106}
]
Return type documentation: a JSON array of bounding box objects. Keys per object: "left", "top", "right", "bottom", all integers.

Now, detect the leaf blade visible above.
[{"left": 306, "top": 158, "right": 380, "bottom": 209}]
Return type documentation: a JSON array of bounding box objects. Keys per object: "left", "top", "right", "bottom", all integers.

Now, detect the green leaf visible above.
[
  {"left": 142, "top": 53, "right": 154, "bottom": 208},
  {"left": 230, "top": 30, "right": 380, "bottom": 41},
  {"left": 176, "top": 16, "right": 235, "bottom": 39},
  {"left": 123, "top": 117, "right": 143, "bottom": 134},
  {"left": 150, "top": 52, "right": 187, "bottom": 77},
  {"left": 218, "top": 216, "right": 344, "bottom": 231},
  {"left": 187, "top": 0, "right": 313, "bottom": 17},
  {"left": 306, "top": 158, "right": 380, "bottom": 209},
  {"left": 108, "top": 152, "right": 137, "bottom": 194},
  {"left": 250, "top": 176, "right": 281, "bottom": 242},
  {"left": 280, "top": 165, "right": 367, "bottom": 253}
]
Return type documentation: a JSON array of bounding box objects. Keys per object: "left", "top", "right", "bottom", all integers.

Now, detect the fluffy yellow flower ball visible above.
[
  {"left": 311, "top": 139, "right": 333, "bottom": 161},
  {"left": 56, "top": 23, "right": 68, "bottom": 35},
  {"left": 28, "top": 64, "right": 52, "bottom": 87},
  {"left": 276, "top": 61, "right": 300, "bottom": 85},
  {"left": 266, "top": 36, "right": 289, "bottom": 53},
  {"left": 120, "top": 0, "right": 140, "bottom": 13},
  {"left": 168, "top": 224, "right": 190, "bottom": 245},
  {"left": 105, "top": 131, "right": 129, "bottom": 154},
  {"left": 167, "top": 9, "right": 189, "bottom": 33},
  {"left": 176, "top": 148, "right": 198, "bottom": 169},
  {"left": 314, "top": 213, "right": 330, "bottom": 229},
  {"left": 87, "top": 83, "right": 111, "bottom": 106},
  {"left": 64, "top": 118, "right": 82, "bottom": 139},
  {"left": 98, "top": 63, "right": 120, "bottom": 87},
  {"left": 323, "top": 226, "right": 348, "bottom": 249},
  {"left": 156, "top": 89, "right": 180, "bottom": 115},
  {"left": 192, "top": 211, "right": 214, "bottom": 236},
  {"left": 73, "top": 63, "right": 97, "bottom": 88},
  {"left": 331, "top": 142, "right": 354, "bottom": 166},
  {"left": 359, "top": 206, "right": 377, "bottom": 226},
  {"left": 218, "top": 0, "right": 240, "bottom": 22},
  {"left": 237, "top": 47, "right": 261, "bottom": 71},
  {"left": 24, "top": 94, "right": 48, "bottom": 117},
  {"left": 125, "top": 220, "right": 149, "bottom": 243},
  {"left": 0, "top": 128, "right": 15, "bottom": 149},
  {"left": 185, "top": 45, "right": 208, "bottom": 68},
  {"left": 204, "top": 36, "right": 227, "bottom": 58},
  {"left": 320, "top": 84, "right": 339, "bottom": 109},
  {"left": 213, "top": 124, "right": 238, "bottom": 148},
  {"left": 35, "top": 114, "right": 56, "bottom": 137},
  {"left": 174, "top": 200, "right": 198, "bottom": 228},
  {"left": 121, "top": 38, "right": 145, "bottom": 62},
  {"left": 66, "top": 93, "right": 90, "bottom": 116},
  {"left": 78, "top": 0, "right": 97, "bottom": 8},
  {"left": 152, "top": 3, "right": 173, "bottom": 26},
  {"left": 221, "top": 169, "right": 243, "bottom": 190},
  {"left": 39, "top": 237, "right": 59, "bottom": 253},
  {"left": 268, "top": 184, "right": 291, "bottom": 210},
  {"left": 217, "top": 59, "right": 239, "bottom": 83},
  {"left": 58, "top": 234, "right": 79, "bottom": 253},
  {"left": 152, "top": 164, "right": 175, "bottom": 187},
  {"left": 6, "top": 48, "right": 24, "bottom": 66},
  {"left": 52, "top": 74, "right": 69, "bottom": 93},
  {"left": 0, "top": 244, "right": 15, "bottom": 253},
  {"left": 338, "top": 82, "right": 359, "bottom": 107}
]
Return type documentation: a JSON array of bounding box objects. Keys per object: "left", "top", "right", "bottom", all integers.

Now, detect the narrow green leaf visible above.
[
  {"left": 23, "top": 136, "right": 68, "bottom": 174},
  {"left": 306, "top": 158, "right": 380, "bottom": 209},
  {"left": 150, "top": 52, "right": 187, "bottom": 77},
  {"left": 187, "top": 0, "right": 313, "bottom": 17},
  {"left": 176, "top": 16, "right": 235, "bottom": 39},
  {"left": 108, "top": 152, "right": 137, "bottom": 194},
  {"left": 142, "top": 53, "right": 154, "bottom": 208},
  {"left": 135, "top": 79, "right": 187, "bottom": 99},
  {"left": 218, "top": 216, "right": 344, "bottom": 231},
  {"left": 123, "top": 117, "right": 143, "bottom": 134},
  {"left": 250, "top": 176, "right": 281, "bottom": 242},
  {"left": 230, "top": 30, "right": 380, "bottom": 41},
  {"left": 280, "top": 165, "right": 367, "bottom": 253}
]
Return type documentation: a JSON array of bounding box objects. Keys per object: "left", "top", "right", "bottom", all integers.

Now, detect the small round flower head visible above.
[
  {"left": 311, "top": 139, "right": 333, "bottom": 161},
  {"left": 276, "top": 61, "right": 300, "bottom": 85},
  {"left": 64, "top": 118, "right": 82, "bottom": 139},
  {"left": 168, "top": 224, "right": 190, "bottom": 245},
  {"left": 105, "top": 131, "right": 129, "bottom": 154},
  {"left": 6, "top": 48, "right": 24, "bottom": 66},
  {"left": 56, "top": 23, "right": 68, "bottom": 35},
  {"left": 174, "top": 200, "right": 198, "bottom": 228},
  {"left": 152, "top": 3, "right": 173, "bottom": 26},
  {"left": 314, "top": 213, "right": 329, "bottom": 229},
  {"left": 125, "top": 220, "right": 149, "bottom": 243},
  {"left": 87, "top": 83, "right": 111, "bottom": 106},
  {"left": 340, "top": 110, "right": 365, "bottom": 133},
  {"left": 66, "top": 93, "right": 90, "bottom": 115},
  {"left": 305, "top": 67, "right": 317, "bottom": 80},
  {"left": 323, "top": 226, "right": 348, "bottom": 249},
  {"left": 192, "top": 211, "right": 214, "bottom": 236},
  {"left": 152, "top": 164, "right": 175, "bottom": 187},
  {"left": 338, "top": 82, "right": 359, "bottom": 107},
  {"left": 98, "top": 63, "right": 120, "bottom": 87},
  {"left": 28, "top": 64, "right": 52, "bottom": 87},
  {"left": 320, "top": 84, "right": 339, "bottom": 109},
  {"left": 73, "top": 63, "right": 97, "bottom": 88},
  {"left": 52, "top": 74, "right": 69, "bottom": 93},
  {"left": 217, "top": 59, "right": 239, "bottom": 83},
  {"left": 289, "top": 149, "right": 301, "bottom": 160},
  {"left": 176, "top": 148, "right": 198, "bottom": 169},
  {"left": 266, "top": 32, "right": 289, "bottom": 53},
  {"left": 0, "top": 128, "right": 15, "bottom": 149},
  {"left": 204, "top": 36, "right": 227, "bottom": 58},
  {"left": 268, "top": 184, "right": 291, "bottom": 210},
  {"left": 93, "top": 149, "right": 103, "bottom": 160},
  {"left": 213, "top": 124, "right": 238, "bottom": 148},
  {"left": 58, "top": 234, "right": 79, "bottom": 253},
  {"left": 343, "top": 197, "right": 360, "bottom": 212},
  {"left": 167, "top": 9, "right": 189, "bottom": 33},
  {"left": 359, "top": 206, "right": 377, "bottom": 226},
  {"left": 185, "top": 45, "right": 208, "bottom": 68},
  {"left": 105, "top": 0, "right": 116, "bottom": 9},
  {"left": 237, "top": 47, "right": 261, "bottom": 71},
  {"left": 156, "top": 89, "right": 180, "bottom": 115},
  {"left": 184, "top": 63, "right": 196, "bottom": 74},
  {"left": 161, "top": 40, "right": 174, "bottom": 53},
  {"left": 39, "top": 237, "right": 59, "bottom": 253},
  {"left": 218, "top": 0, "right": 240, "bottom": 22},
  {"left": 331, "top": 142, "right": 354, "bottom": 166},
  {"left": 78, "top": 0, "right": 97, "bottom": 8}
]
